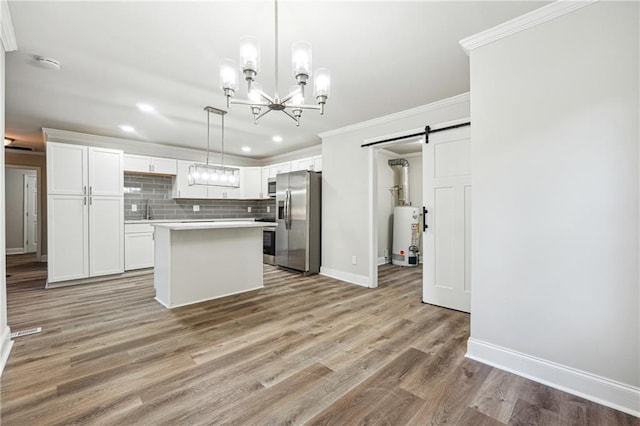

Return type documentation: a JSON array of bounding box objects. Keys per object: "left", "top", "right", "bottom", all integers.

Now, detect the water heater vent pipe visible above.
[{"left": 388, "top": 158, "right": 410, "bottom": 205}]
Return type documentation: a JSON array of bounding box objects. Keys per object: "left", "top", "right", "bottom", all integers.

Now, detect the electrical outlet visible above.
[
  {"left": 131, "top": 204, "right": 137, "bottom": 212},
  {"left": 193, "top": 205, "right": 200, "bottom": 212},
  {"left": 247, "top": 206, "right": 252, "bottom": 213},
  {"left": 267, "top": 206, "right": 270, "bottom": 213},
  {"left": 352, "top": 255, "right": 357, "bottom": 265},
  {"left": 383, "top": 249, "right": 389, "bottom": 258}
]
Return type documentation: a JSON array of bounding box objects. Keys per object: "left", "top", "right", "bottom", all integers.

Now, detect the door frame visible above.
[
  {"left": 5, "top": 165, "right": 42, "bottom": 261},
  {"left": 365, "top": 118, "right": 470, "bottom": 291}
]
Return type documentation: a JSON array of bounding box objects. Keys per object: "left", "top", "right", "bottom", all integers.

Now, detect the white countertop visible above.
[
  {"left": 125, "top": 218, "right": 254, "bottom": 224},
  {"left": 152, "top": 221, "right": 269, "bottom": 230}
]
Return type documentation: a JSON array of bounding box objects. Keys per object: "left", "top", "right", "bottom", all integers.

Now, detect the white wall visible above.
[
  {"left": 0, "top": 0, "right": 16, "bottom": 375},
  {"left": 468, "top": 1, "right": 639, "bottom": 414},
  {"left": 320, "top": 94, "right": 469, "bottom": 285},
  {"left": 5, "top": 168, "right": 35, "bottom": 252}
]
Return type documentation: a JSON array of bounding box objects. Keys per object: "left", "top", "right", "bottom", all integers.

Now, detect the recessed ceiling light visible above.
[
  {"left": 137, "top": 103, "right": 155, "bottom": 113},
  {"left": 242, "top": 146, "right": 251, "bottom": 152},
  {"left": 119, "top": 125, "right": 135, "bottom": 133},
  {"left": 272, "top": 136, "right": 283, "bottom": 142}
]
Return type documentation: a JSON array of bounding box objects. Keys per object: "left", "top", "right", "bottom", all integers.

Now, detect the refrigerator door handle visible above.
[{"left": 286, "top": 189, "right": 292, "bottom": 230}]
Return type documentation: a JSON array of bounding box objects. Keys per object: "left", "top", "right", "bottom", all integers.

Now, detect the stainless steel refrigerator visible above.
[{"left": 276, "top": 170, "right": 321, "bottom": 275}]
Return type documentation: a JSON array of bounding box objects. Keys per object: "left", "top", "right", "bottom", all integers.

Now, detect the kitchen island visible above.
[{"left": 152, "top": 221, "right": 268, "bottom": 308}]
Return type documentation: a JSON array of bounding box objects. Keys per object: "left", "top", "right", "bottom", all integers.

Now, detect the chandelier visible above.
[
  {"left": 188, "top": 106, "right": 240, "bottom": 188},
  {"left": 219, "top": 0, "right": 330, "bottom": 127}
]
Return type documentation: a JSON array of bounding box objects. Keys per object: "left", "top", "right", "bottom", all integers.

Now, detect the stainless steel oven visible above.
[{"left": 263, "top": 226, "right": 276, "bottom": 265}]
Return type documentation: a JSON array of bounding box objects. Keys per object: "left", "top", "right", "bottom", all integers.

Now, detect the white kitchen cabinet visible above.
[
  {"left": 172, "top": 160, "right": 207, "bottom": 199},
  {"left": 242, "top": 167, "right": 264, "bottom": 199},
  {"left": 124, "top": 154, "right": 177, "bottom": 175},
  {"left": 312, "top": 155, "right": 322, "bottom": 172},
  {"left": 261, "top": 166, "right": 270, "bottom": 197},
  {"left": 269, "top": 162, "right": 291, "bottom": 178},
  {"left": 46, "top": 142, "right": 124, "bottom": 283},
  {"left": 125, "top": 223, "right": 154, "bottom": 270},
  {"left": 48, "top": 194, "right": 89, "bottom": 281},
  {"left": 291, "top": 157, "right": 314, "bottom": 172}
]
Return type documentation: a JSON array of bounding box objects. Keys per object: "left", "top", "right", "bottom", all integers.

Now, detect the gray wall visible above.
[
  {"left": 4, "top": 168, "right": 36, "bottom": 251},
  {"left": 124, "top": 174, "right": 275, "bottom": 221},
  {"left": 469, "top": 0, "right": 639, "bottom": 408}
]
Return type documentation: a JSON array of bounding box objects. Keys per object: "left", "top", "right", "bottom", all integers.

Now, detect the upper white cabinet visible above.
[
  {"left": 312, "top": 155, "right": 322, "bottom": 172},
  {"left": 46, "top": 142, "right": 124, "bottom": 283},
  {"left": 242, "top": 167, "right": 264, "bottom": 199},
  {"left": 47, "top": 143, "right": 88, "bottom": 195},
  {"left": 291, "top": 157, "right": 314, "bottom": 172},
  {"left": 269, "top": 162, "right": 291, "bottom": 178},
  {"left": 172, "top": 160, "right": 207, "bottom": 199},
  {"left": 124, "top": 154, "right": 177, "bottom": 175}
]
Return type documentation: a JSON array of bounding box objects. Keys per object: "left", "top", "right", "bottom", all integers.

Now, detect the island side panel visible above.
[
  {"left": 168, "top": 227, "right": 263, "bottom": 308},
  {"left": 154, "top": 226, "right": 172, "bottom": 307}
]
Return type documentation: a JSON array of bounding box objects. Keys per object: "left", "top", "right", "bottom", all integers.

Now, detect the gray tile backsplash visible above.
[{"left": 124, "top": 174, "right": 276, "bottom": 221}]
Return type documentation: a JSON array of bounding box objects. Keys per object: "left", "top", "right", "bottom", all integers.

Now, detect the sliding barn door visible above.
[{"left": 422, "top": 126, "right": 472, "bottom": 312}]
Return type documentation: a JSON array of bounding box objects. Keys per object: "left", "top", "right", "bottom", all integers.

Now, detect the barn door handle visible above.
[{"left": 423, "top": 206, "right": 428, "bottom": 231}]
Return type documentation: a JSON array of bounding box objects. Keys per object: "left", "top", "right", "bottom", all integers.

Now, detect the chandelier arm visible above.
[
  {"left": 254, "top": 88, "right": 275, "bottom": 104},
  {"left": 206, "top": 108, "right": 210, "bottom": 166},
  {"left": 255, "top": 108, "right": 273, "bottom": 122},
  {"left": 286, "top": 103, "right": 322, "bottom": 110},
  {"left": 281, "top": 109, "right": 299, "bottom": 123},
  {"left": 281, "top": 88, "right": 301, "bottom": 104},
  {"left": 229, "top": 99, "right": 269, "bottom": 107}
]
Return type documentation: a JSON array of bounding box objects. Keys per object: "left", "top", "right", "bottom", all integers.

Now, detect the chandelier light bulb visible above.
[
  {"left": 201, "top": 171, "right": 209, "bottom": 180},
  {"left": 220, "top": 60, "right": 239, "bottom": 91},
  {"left": 220, "top": 173, "right": 228, "bottom": 182},
  {"left": 211, "top": 172, "right": 219, "bottom": 181},
  {"left": 229, "top": 175, "right": 236, "bottom": 183},
  {"left": 313, "top": 68, "right": 331, "bottom": 98},
  {"left": 239, "top": 36, "right": 260, "bottom": 75},
  {"left": 248, "top": 83, "right": 263, "bottom": 103},
  {"left": 292, "top": 41, "right": 312, "bottom": 79}
]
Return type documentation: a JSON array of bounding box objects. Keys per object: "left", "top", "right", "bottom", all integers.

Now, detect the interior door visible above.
[
  {"left": 422, "top": 125, "right": 472, "bottom": 312},
  {"left": 287, "top": 170, "right": 308, "bottom": 272},
  {"left": 24, "top": 174, "right": 38, "bottom": 253}
]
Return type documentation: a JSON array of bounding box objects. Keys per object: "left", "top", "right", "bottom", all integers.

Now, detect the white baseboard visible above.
[
  {"left": 320, "top": 267, "right": 369, "bottom": 288},
  {"left": 0, "top": 325, "right": 14, "bottom": 376},
  {"left": 377, "top": 257, "right": 390, "bottom": 266},
  {"left": 6, "top": 248, "right": 24, "bottom": 255},
  {"left": 466, "top": 338, "right": 640, "bottom": 417}
]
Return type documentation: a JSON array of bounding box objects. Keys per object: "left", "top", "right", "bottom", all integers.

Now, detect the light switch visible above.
[
  {"left": 352, "top": 255, "right": 357, "bottom": 265},
  {"left": 131, "top": 204, "right": 137, "bottom": 212},
  {"left": 193, "top": 205, "right": 200, "bottom": 212}
]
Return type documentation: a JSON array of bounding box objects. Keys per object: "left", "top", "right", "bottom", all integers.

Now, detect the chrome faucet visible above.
[{"left": 143, "top": 198, "right": 152, "bottom": 220}]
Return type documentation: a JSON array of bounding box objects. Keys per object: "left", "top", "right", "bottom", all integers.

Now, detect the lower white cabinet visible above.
[
  {"left": 125, "top": 223, "right": 154, "bottom": 270},
  {"left": 48, "top": 194, "right": 124, "bottom": 283}
]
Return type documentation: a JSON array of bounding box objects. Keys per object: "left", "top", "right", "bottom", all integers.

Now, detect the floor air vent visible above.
[{"left": 10, "top": 327, "right": 42, "bottom": 338}]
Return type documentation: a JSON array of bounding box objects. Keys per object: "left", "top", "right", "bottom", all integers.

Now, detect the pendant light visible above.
[{"left": 188, "top": 106, "right": 240, "bottom": 188}]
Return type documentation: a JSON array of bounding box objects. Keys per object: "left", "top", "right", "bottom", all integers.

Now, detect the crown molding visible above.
[
  {"left": 0, "top": 0, "right": 17, "bottom": 52},
  {"left": 262, "top": 144, "right": 322, "bottom": 165},
  {"left": 42, "top": 128, "right": 262, "bottom": 167},
  {"left": 319, "top": 92, "right": 470, "bottom": 139},
  {"left": 459, "top": 0, "right": 597, "bottom": 55}
]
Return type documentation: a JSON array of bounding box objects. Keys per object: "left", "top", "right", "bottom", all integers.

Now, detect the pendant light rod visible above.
[{"left": 274, "top": 0, "right": 279, "bottom": 99}]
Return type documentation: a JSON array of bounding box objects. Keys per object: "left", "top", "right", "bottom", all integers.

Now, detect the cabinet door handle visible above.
[
  {"left": 89, "top": 186, "right": 93, "bottom": 195},
  {"left": 83, "top": 186, "right": 87, "bottom": 195},
  {"left": 83, "top": 196, "right": 87, "bottom": 205},
  {"left": 89, "top": 196, "right": 92, "bottom": 206}
]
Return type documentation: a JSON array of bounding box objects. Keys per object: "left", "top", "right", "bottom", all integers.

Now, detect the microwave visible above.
[{"left": 267, "top": 178, "right": 277, "bottom": 197}]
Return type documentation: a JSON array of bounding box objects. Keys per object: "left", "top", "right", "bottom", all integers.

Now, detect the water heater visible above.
[{"left": 392, "top": 206, "right": 420, "bottom": 266}]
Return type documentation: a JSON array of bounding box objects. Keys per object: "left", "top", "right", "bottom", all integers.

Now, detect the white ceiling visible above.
[{"left": 5, "top": 1, "right": 546, "bottom": 159}]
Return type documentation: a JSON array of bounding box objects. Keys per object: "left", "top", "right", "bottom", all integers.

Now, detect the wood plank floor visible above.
[{"left": 2, "top": 253, "right": 638, "bottom": 425}]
